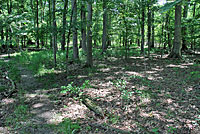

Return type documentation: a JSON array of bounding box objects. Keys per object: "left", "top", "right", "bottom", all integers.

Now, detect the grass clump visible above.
[{"left": 58, "top": 118, "right": 81, "bottom": 134}]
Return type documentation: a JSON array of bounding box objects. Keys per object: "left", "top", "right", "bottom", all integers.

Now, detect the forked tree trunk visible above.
[{"left": 168, "top": 4, "right": 182, "bottom": 58}]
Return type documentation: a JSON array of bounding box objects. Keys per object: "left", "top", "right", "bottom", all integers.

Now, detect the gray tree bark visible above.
[
  {"left": 168, "top": 4, "right": 182, "bottom": 58},
  {"left": 72, "top": 0, "right": 79, "bottom": 59},
  {"left": 81, "top": 2, "right": 87, "bottom": 52},
  {"left": 61, "top": 0, "right": 68, "bottom": 50},
  {"left": 141, "top": 0, "right": 145, "bottom": 54},
  {"left": 52, "top": 0, "right": 57, "bottom": 66},
  {"left": 102, "top": 0, "right": 107, "bottom": 53},
  {"left": 86, "top": 0, "right": 93, "bottom": 67}
]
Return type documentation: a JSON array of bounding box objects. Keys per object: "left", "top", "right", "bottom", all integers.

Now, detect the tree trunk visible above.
[
  {"left": 52, "top": 0, "right": 57, "bottom": 66},
  {"left": 72, "top": 0, "right": 79, "bottom": 59},
  {"left": 61, "top": 0, "right": 68, "bottom": 50},
  {"left": 182, "top": 0, "right": 190, "bottom": 51},
  {"left": 160, "top": 17, "right": 164, "bottom": 48},
  {"left": 36, "top": 0, "right": 39, "bottom": 48},
  {"left": 191, "top": 3, "right": 196, "bottom": 50},
  {"left": 168, "top": 12, "right": 172, "bottom": 49},
  {"left": 164, "top": 13, "right": 169, "bottom": 49},
  {"left": 168, "top": 4, "right": 182, "bottom": 58},
  {"left": 151, "top": 10, "right": 154, "bottom": 48},
  {"left": 49, "top": 0, "right": 52, "bottom": 48},
  {"left": 86, "top": 0, "right": 93, "bottom": 67},
  {"left": 102, "top": 0, "right": 107, "bottom": 53},
  {"left": 147, "top": 3, "right": 151, "bottom": 57},
  {"left": 81, "top": 3, "right": 87, "bottom": 52},
  {"left": 141, "top": 0, "right": 145, "bottom": 54}
]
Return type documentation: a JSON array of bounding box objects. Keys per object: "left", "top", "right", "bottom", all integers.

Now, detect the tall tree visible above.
[
  {"left": 168, "top": 4, "right": 182, "bottom": 58},
  {"left": 86, "top": 0, "right": 93, "bottom": 67},
  {"left": 52, "top": 0, "right": 57, "bottom": 66},
  {"left": 141, "top": 0, "right": 145, "bottom": 54},
  {"left": 182, "top": 0, "right": 190, "bottom": 51},
  {"left": 61, "top": 0, "right": 68, "bottom": 50},
  {"left": 49, "top": 0, "right": 53, "bottom": 48},
  {"left": 81, "top": 2, "right": 87, "bottom": 52},
  {"left": 102, "top": 0, "right": 108, "bottom": 53},
  {"left": 36, "top": 0, "right": 39, "bottom": 48},
  {"left": 151, "top": 8, "right": 154, "bottom": 48},
  {"left": 191, "top": 2, "right": 196, "bottom": 50},
  {"left": 72, "top": 0, "right": 79, "bottom": 59},
  {"left": 147, "top": 1, "right": 151, "bottom": 57}
]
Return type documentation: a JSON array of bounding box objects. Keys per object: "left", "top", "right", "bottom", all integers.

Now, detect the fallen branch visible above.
[{"left": 81, "top": 95, "right": 104, "bottom": 118}]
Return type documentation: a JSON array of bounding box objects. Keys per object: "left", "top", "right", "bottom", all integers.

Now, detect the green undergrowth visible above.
[
  {"left": 11, "top": 48, "right": 143, "bottom": 77},
  {"left": 57, "top": 118, "right": 81, "bottom": 134},
  {"left": 0, "top": 58, "right": 21, "bottom": 92}
]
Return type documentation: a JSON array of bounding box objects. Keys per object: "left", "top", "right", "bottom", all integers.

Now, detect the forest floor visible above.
[{"left": 0, "top": 50, "right": 200, "bottom": 134}]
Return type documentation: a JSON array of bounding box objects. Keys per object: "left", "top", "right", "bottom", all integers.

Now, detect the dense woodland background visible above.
[
  {"left": 0, "top": 0, "right": 200, "bottom": 133},
  {"left": 0, "top": 0, "right": 199, "bottom": 62}
]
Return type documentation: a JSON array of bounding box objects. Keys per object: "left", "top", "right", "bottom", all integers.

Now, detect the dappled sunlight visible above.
[
  {"left": 166, "top": 64, "right": 191, "bottom": 68},
  {"left": 61, "top": 103, "right": 88, "bottom": 120},
  {"left": 87, "top": 88, "right": 111, "bottom": 98},
  {"left": 1, "top": 98, "right": 15, "bottom": 105}
]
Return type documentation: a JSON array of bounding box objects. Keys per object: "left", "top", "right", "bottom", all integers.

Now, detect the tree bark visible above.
[
  {"left": 81, "top": 2, "right": 87, "bottom": 52},
  {"left": 36, "top": 0, "right": 39, "bottom": 48},
  {"left": 52, "top": 0, "right": 57, "bottom": 66},
  {"left": 151, "top": 9, "right": 154, "bottom": 48},
  {"left": 102, "top": 0, "right": 107, "bottom": 53},
  {"left": 168, "top": 12, "right": 172, "bottom": 49},
  {"left": 147, "top": 3, "right": 151, "bottom": 57},
  {"left": 191, "top": 3, "right": 196, "bottom": 50},
  {"left": 61, "top": 0, "right": 68, "bottom": 50},
  {"left": 164, "top": 13, "right": 169, "bottom": 49},
  {"left": 86, "top": 0, "right": 93, "bottom": 67},
  {"left": 72, "top": 0, "right": 79, "bottom": 59},
  {"left": 141, "top": 0, "right": 145, "bottom": 54},
  {"left": 168, "top": 4, "right": 182, "bottom": 58},
  {"left": 182, "top": 0, "right": 190, "bottom": 51},
  {"left": 49, "top": 0, "right": 52, "bottom": 48}
]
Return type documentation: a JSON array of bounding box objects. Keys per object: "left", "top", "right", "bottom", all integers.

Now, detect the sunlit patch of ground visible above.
[{"left": 1, "top": 52, "right": 200, "bottom": 133}]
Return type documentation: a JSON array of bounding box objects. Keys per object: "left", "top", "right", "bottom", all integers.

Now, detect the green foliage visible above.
[
  {"left": 112, "top": 79, "right": 133, "bottom": 102},
  {"left": 61, "top": 80, "right": 91, "bottom": 97},
  {"left": 167, "top": 126, "right": 177, "bottom": 133},
  {"left": 16, "top": 50, "right": 67, "bottom": 75},
  {"left": 113, "top": 79, "right": 127, "bottom": 91},
  {"left": 61, "top": 82, "right": 81, "bottom": 95},
  {"left": 152, "top": 127, "right": 159, "bottom": 134},
  {"left": 58, "top": 118, "right": 81, "bottom": 134},
  {"left": 108, "top": 114, "right": 120, "bottom": 125},
  {"left": 121, "top": 90, "right": 133, "bottom": 101},
  {"left": 190, "top": 71, "right": 200, "bottom": 80},
  {"left": 6, "top": 104, "right": 29, "bottom": 127}
]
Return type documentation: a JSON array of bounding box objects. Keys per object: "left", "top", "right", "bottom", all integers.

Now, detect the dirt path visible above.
[
  {"left": 0, "top": 55, "right": 62, "bottom": 134},
  {"left": 16, "top": 63, "right": 64, "bottom": 133}
]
